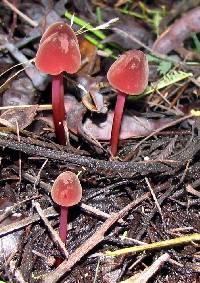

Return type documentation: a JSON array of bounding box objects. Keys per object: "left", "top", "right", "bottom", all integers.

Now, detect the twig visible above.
[
  {"left": 112, "top": 27, "right": 180, "bottom": 65},
  {"left": 33, "top": 201, "right": 69, "bottom": 258},
  {"left": 93, "top": 257, "right": 101, "bottom": 283},
  {"left": 32, "top": 250, "right": 55, "bottom": 267},
  {"left": 190, "top": 77, "right": 200, "bottom": 88},
  {"left": 81, "top": 203, "right": 124, "bottom": 224},
  {"left": 33, "top": 159, "right": 48, "bottom": 190},
  {"left": 186, "top": 184, "right": 200, "bottom": 198},
  {"left": 0, "top": 207, "right": 58, "bottom": 238},
  {"left": 3, "top": 0, "right": 38, "bottom": 27},
  {"left": 8, "top": 0, "right": 18, "bottom": 38},
  {"left": 121, "top": 236, "right": 179, "bottom": 269},
  {"left": 20, "top": 170, "right": 51, "bottom": 194},
  {"left": 124, "top": 114, "right": 192, "bottom": 161},
  {"left": 136, "top": 185, "right": 175, "bottom": 240},
  {"left": 145, "top": 177, "right": 166, "bottom": 228},
  {"left": 120, "top": 253, "right": 170, "bottom": 283},
  {"left": 0, "top": 104, "right": 52, "bottom": 111},
  {"left": 0, "top": 195, "right": 39, "bottom": 224},
  {"left": 1, "top": 38, "right": 48, "bottom": 90},
  {"left": 15, "top": 119, "right": 22, "bottom": 184},
  {"left": 9, "top": 260, "right": 26, "bottom": 283}
]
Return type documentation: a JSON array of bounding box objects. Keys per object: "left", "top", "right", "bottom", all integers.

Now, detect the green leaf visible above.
[
  {"left": 96, "top": 7, "right": 102, "bottom": 24},
  {"left": 144, "top": 70, "right": 192, "bottom": 95},
  {"left": 158, "top": 60, "right": 172, "bottom": 75},
  {"left": 152, "top": 11, "right": 162, "bottom": 36},
  {"left": 147, "top": 54, "right": 161, "bottom": 63},
  {"left": 147, "top": 54, "right": 173, "bottom": 74},
  {"left": 65, "top": 11, "right": 106, "bottom": 40},
  {"left": 64, "top": 11, "right": 115, "bottom": 57},
  {"left": 191, "top": 32, "right": 200, "bottom": 53}
]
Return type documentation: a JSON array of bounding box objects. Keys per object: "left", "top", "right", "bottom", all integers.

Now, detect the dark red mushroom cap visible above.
[
  {"left": 35, "top": 22, "right": 81, "bottom": 75},
  {"left": 51, "top": 171, "right": 82, "bottom": 207},
  {"left": 107, "top": 50, "right": 149, "bottom": 95}
]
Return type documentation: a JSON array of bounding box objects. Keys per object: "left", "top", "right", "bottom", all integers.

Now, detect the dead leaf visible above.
[
  {"left": 153, "top": 7, "right": 200, "bottom": 54},
  {"left": 101, "top": 8, "right": 151, "bottom": 49},
  {"left": 0, "top": 105, "right": 38, "bottom": 130},
  {"left": 38, "top": 95, "right": 171, "bottom": 141},
  {"left": 83, "top": 111, "right": 171, "bottom": 140},
  {"left": 78, "top": 38, "right": 100, "bottom": 75},
  {"left": 0, "top": 198, "right": 23, "bottom": 264},
  {"left": 2, "top": 77, "right": 38, "bottom": 106},
  {"left": 78, "top": 75, "right": 107, "bottom": 113}
]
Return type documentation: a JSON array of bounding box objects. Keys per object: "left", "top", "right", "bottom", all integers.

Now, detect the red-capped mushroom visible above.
[
  {"left": 107, "top": 50, "right": 149, "bottom": 157},
  {"left": 51, "top": 171, "right": 82, "bottom": 243},
  {"left": 35, "top": 22, "right": 81, "bottom": 145}
]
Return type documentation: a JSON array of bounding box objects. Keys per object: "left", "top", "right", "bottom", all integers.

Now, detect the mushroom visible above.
[
  {"left": 51, "top": 171, "right": 82, "bottom": 243},
  {"left": 35, "top": 22, "right": 81, "bottom": 145},
  {"left": 107, "top": 50, "right": 149, "bottom": 157}
]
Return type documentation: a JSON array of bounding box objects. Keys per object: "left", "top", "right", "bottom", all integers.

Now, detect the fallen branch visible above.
[
  {"left": 0, "top": 134, "right": 176, "bottom": 177},
  {"left": 3, "top": 0, "right": 38, "bottom": 27}
]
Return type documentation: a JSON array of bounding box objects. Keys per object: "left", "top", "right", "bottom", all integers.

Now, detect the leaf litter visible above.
[{"left": 0, "top": 1, "right": 200, "bottom": 283}]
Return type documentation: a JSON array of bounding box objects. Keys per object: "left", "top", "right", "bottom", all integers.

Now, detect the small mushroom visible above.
[
  {"left": 51, "top": 171, "right": 82, "bottom": 243},
  {"left": 35, "top": 22, "right": 81, "bottom": 145},
  {"left": 107, "top": 50, "right": 149, "bottom": 156}
]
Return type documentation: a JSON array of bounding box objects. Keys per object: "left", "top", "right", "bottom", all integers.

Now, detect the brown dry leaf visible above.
[
  {"left": 0, "top": 105, "right": 38, "bottom": 130},
  {"left": 2, "top": 77, "right": 38, "bottom": 107},
  {"left": 38, "top": 95, "right": 171, "bottom": 141},
  {"left": 64, "top": 95, "right": 171, "bottom": 141},
  {"left": 153, "top": 7, "right": 200, "bottom": 54},
  {"left": 101, "top": 8, "right": 151, "bottom": 49},
  {"left": 83, "top": 111, "right": 171, "bottom": 141},
  {"left": 78, "top": 75, "right": 107, "bottom": 113},
  {"left": 78, "top": 38, "right": 100, "bottom": 75},
  {"left": 37, "top": 96, "right": 86, "bottom": 135},
  {"left": 0, "top": 198, "right": 24, "bottom": 265}
]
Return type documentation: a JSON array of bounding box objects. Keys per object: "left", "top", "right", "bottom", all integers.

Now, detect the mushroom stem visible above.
[
  {"left": 52, "top": 74, "right": 66, "bottom": 145},
  {"left": 59, "top": 206, "right": 68, "bottom": 243},
  {"left": 111, "top": 91, "right": 126, "bottom": 157}
]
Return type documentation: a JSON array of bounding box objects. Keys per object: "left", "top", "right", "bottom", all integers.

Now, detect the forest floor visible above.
[{"left": 0, "top": 0, "right": 200, "bottom": 282}]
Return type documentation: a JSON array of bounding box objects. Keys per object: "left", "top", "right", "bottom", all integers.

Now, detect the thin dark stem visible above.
[
  {"left": 111, "top": 91, "right": 126, "bottom": 157},
  {"left": 52, "top": 74, "right": 66, "bottom": 145},
  {"left": 8, "top": 0, "right": 18, "bottom": 39},
  {"left": 59, "top": 206, "right": 68, "bottom": 243}
]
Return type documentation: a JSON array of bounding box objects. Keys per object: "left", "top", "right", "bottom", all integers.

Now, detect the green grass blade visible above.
[
  {"left": 65, "top": 11, "right": 106, "bottom": 40},
  {"left": 105, "top": 233, "right": 200, "bottom": 257},
  {"left": 144, "top": 70, "right": 192, "bottom": 95}
]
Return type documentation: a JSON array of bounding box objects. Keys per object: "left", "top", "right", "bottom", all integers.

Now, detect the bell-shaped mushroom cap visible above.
[
  {"left": 51, "top": 171, "right": 82, "bottom": 207},
  {"left": 35, "top": 22, "right": 81, "bottom": 75},
  {"left": 107, "top": 50, "right": 149, "bottom": 95}
]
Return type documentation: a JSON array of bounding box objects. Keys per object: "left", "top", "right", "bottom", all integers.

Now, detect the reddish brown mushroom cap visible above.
[
  {"left": 51, "top": 171, "right": 82, "bottom": 207},
  {"left": 107, "top": 50, "right": 149, "bottom": 95},
  {"left": 35, "top": 22, "right": 81, "bottom": 75}
]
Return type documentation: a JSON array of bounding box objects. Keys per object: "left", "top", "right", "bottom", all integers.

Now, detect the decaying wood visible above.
[{"left": 0, "top": 134, "right": 174, "bottom": 177}]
